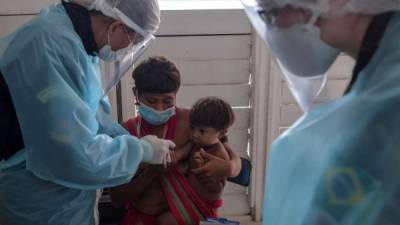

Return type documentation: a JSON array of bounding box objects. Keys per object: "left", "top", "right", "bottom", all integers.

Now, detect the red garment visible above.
[
  {"left": 122, "top": 207, "right": 156, "bottom": 225},
  {"left": 123, "top": 109, "right": 223, "bottom": 225},
  {"left": 160, "top": 168, "right": 223, "bottom": 225},
  {"left": 123, "top": 168, "right": 223, "bottom": 225}
]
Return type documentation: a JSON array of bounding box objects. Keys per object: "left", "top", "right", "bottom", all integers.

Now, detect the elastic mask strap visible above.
[
  {"left": 304, "top": 10, "right": 322, "bottom": 31},
  {"left": 106, "top": 23, "right": 113, "bottom": 46},
  {"left": 122, "top": 25, "right": 133, "bottom": 44}
]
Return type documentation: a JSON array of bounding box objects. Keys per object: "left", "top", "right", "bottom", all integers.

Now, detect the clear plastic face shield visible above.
[
  {"left": 241, "top": 0, "right": 340, "bottom": 112},
  {"left": 90, "top": 0, "right": 159, "bottom": 95},
  {"left": 101, "top": 34, "right": 155, "bottom": 95}
]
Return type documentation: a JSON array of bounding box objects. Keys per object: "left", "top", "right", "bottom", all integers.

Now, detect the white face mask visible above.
[
  {"left": 98, "top": 27, "right": 132, "bottom": 62},
  {"left": 98, "top": 44, "right": 131, "bottom": 62}
]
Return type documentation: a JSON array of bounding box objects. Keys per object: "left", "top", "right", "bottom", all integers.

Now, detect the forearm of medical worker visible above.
[
  {"left": 96, "top": 97, "right": 130, "bottom": 137},
  {"left": 22, "top": 87, "right": 154, "bottom": 190},
  {"left": 110, "top": 164, "right": 160, "bottom": 207}
]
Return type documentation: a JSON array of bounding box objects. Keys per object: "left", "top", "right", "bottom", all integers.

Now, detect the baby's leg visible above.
[{"left": 156, "top": 211, "right": 179, "bottom": 225}]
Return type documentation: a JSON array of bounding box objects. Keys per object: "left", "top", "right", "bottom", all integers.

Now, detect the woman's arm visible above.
[
  {"left": 191, "top": 143, "right": 242, "bottom": 181},
  {"left": 197, "top": 145, "right": 230, "bottom": 193},
  {"left": 109, "top": 164, "right": 160, "bottom": 207},
  {"left": 224, "top": 143, "right": 242, "bottom": 178}
]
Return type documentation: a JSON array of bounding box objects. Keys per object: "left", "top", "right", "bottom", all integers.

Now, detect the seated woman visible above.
[{"left": 110, "top": 56, "right": 242, "bottom": 225}]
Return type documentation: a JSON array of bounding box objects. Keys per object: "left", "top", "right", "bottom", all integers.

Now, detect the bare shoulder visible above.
[
  {"left": 177, "top": 107, "right": 191, "bottom": 131},
  {"left": 173, "top": 107, "right": 191, "bottom": 147},
  {"left": 177, "top": 107, "right": 190, "bottom": 121}
]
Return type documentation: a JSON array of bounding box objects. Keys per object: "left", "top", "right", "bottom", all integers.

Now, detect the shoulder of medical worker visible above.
[{"left": 5, "top": 7, "right": 84, "bottom": 59}]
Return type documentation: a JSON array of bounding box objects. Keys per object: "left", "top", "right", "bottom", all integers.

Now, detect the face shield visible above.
[
  {"left": 101, "top": 34, "right": 155, "bottom": 95},
  {"left": 88, "top": 0, "right": 160, "bottom": 95},
  {"left": 241, "top": 0, "right": 340, "bottom": 112}
]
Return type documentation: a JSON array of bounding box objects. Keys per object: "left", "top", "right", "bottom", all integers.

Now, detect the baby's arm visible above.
[{"left": 171, "top": 141, "right": 192, "bottom": 165}]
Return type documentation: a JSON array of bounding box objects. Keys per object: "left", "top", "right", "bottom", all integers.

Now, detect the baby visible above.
[
  {"left": 183, "top": 97, "right": 235, "bottom": 202},
  {"left": 157, "top": 97, "right": 235, "bottom": 225}
]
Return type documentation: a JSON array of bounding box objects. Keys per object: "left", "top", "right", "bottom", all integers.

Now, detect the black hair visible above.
[
  {"left": 132, "top": 56, "right": 181, "bottom": 95},
  {"left": 190, "top": 97, "right": 235, "bottom": 131}
]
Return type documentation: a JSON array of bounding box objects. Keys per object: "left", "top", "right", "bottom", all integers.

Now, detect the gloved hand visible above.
[{"left": 140, "top": 135, "right": 175, "bottom": 166}]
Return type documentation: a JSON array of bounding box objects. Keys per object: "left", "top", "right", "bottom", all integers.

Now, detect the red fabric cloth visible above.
[
  {"left": 122, "top": 206, "right": 156, "bottom": 225},
  {"left": 160, "top": 168, "right": 223, "bottom": 225},
  {"left": 122, "top": 168, "right": 223, "bottom": 225},
  {"left": 123, "top": 108, "right": 223, "bottom": 225}
]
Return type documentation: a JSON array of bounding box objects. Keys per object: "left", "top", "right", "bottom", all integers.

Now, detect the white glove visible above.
[{"left": 140, "top": 135, "right": 175, "bottom": 166}]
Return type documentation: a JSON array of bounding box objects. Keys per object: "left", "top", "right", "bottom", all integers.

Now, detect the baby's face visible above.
[{"left": 190, "top": 126, "right": 223, "bottom": 146}]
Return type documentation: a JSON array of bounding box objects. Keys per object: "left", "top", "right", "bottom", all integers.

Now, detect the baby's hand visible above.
[
  {"left": 190, "top": 151, "right": 205, "bottom": 169},
  {"left": 191, "top": 149, "right": 230, "bottom": 181}
]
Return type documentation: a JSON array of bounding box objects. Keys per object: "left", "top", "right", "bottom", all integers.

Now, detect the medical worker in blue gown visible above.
[
  {"left": 241, "top": 0, "right": 400, "bottom": 224},
  {"left": 0, "top": 0, "right": 175, "bottom": 224}
]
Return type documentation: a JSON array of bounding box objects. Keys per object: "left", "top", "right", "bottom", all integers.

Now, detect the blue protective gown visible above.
[
  {"left": 263, "top": 13, "right": 400, "bottom": 225},
  {"left": 0, "top": 4, "right": 152, "bottom": 225}
]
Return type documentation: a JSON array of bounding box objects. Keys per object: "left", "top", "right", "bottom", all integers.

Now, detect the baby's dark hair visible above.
[
  {"left": 190, "top": 97, "right": 235, "bottom": 142},
  {"left": 132, "top": 56, "right": 181, "bottom": 95}
]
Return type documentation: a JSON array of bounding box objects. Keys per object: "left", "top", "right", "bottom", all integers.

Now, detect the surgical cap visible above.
[
  {"left": 256, "top": 0, "right": 400, "bottom": 16},
  {"left": 69, "top": 0, "right": 160, "bottom": 35}
]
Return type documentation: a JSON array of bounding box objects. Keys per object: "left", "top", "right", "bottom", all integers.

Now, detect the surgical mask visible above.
[
  {"left": 98, "top": 27, "right": 132, "bottom": 62},
  {"left": 98, "top": 45, "right": 131, "bottom": 62},
  {"left": 138, "top": 104, "right": 176, "bottom": 126}
]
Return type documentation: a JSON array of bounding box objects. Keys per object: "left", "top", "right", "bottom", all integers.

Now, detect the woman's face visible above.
[{"left": 138, "top": 92, "right": 176, "bottom": 111}]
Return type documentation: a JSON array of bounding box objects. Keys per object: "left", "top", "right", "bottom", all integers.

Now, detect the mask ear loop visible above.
[
  {"left": 122, "top": 25, "right": 134, "bottom": 44},
  {"left": 303, "top": 10, "right": 322, "bottom": 31},
  {"left": 303, "top": 0, "right": 331, "bottom": 30}
]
